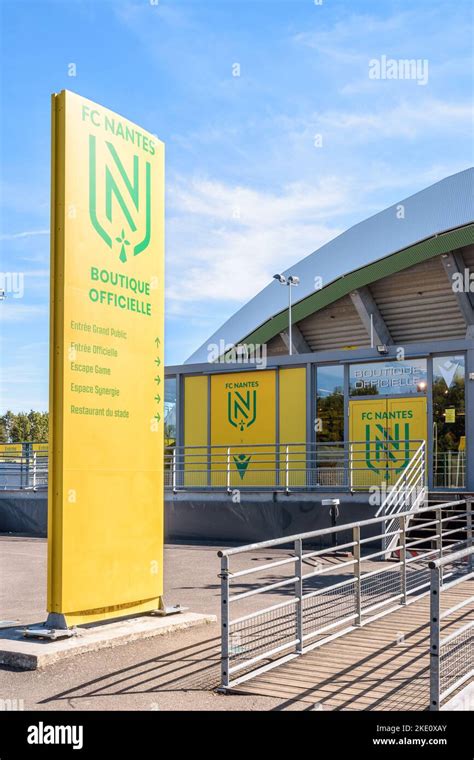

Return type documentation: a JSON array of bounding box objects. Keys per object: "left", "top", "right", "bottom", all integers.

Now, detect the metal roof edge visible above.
[{"left": 237, "top": 223, "right": 474, "bottom": 349}]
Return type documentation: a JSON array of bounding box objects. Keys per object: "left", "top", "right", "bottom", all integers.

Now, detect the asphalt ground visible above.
[{"left": 0, "top": 536, "right": 309, "bottom": 711}]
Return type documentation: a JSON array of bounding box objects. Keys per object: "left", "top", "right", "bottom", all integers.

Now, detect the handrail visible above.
[
  {"left": 219, "top": 499, "right": 472, "bottom": 691},
  {"left": 429, "top": 545, "right": 473, "bottom": 710},
  {"left": 164, "top": 438, "right": 430, "bottom": 493},
  {"left": 1, "top": 439, "right": 467, "bottom": 493},
  {"left": 429, "top": 545, "right": 473, "bottom": 569},
  {"left": 168, "top": 439, "right": 423, "bottom": 450},
  {"left": 375, "top": 440, "right": 425, "bottom": 516},
  {"left": 218, "top": 500, "right": 466, "bottom": 557}
]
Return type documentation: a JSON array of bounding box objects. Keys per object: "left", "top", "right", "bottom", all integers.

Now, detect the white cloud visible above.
[
  {"left": 0, "top": 304, "right": 48, "bottom": 322},
  {"left": 0, "top": 229, "right": 49, "bottom": 241},
  {"left": 165, "top": 155, "right": 471, "bottom": 311},
  {"left": 315, "top": 99, "right": 473, "bottom": 140},
  {"left": 277, "top": 98, "right": 473, "bottom": 146},
  {"left": 166, "top": 176, "right": 346, "bottom": 305}
]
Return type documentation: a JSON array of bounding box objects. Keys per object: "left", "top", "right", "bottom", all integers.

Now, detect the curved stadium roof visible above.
[{"left": 186, "top": 167, "right": 474, "bottom": 364}]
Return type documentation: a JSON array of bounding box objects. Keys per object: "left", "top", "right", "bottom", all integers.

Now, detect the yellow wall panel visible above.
[
  {"left": 210, "top": 370, "right": 276, "bottom": 487},
  {"left": 279, "top": 367, "right": 306, "bottom": 486},
  {"left": 183, "top": 375, "right": 208, "bottom": 486}
]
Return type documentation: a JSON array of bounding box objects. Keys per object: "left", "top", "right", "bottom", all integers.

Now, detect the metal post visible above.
[
  {"left": 295, "top": 538, "right": 303, "bottom": 654},
  {"left": 400, "top": 514, "right": 407, "bottom": 604},
  {"left": 285, "top": 445, "right": 289, "bottom": 493},
  {"left": 421, "top": 441, "right": 426, "bottom": 492},
  {"left": 467, "top": 499, "right": 473, "bottom": 573},
  {"left": 331, "top": 502, "right": 339, "bottom": 548},
  {"left": 429, "top": 565, "right": 441, "bottom": 711},
  {"left": 207, "top": 443, "right": 211, "bottom": 488},
  {"left": 353, "top": 525, "right": 362, "bottom": 626},
  {"left": 226, "top": 447, "right": 231, "bottom": 493},
  {"left": 436, "top": 506, "right": 443, "bottom": 584},
  {"left": 323, "top": 499, "right": 340, "bottom": 548},
  {"left": 20, "top": 443, "right": 25, "bottom": 490},
  {"left": 220, "top": 554, "right": 230, "bottom": 689},
  {"left": 32, "top": 452, "right": 37, "bottom": 490},
  {"left": 288, "top": 283, "right": 292, "bottom": 356},
  {"left": 172, "top": 448, "right": 177, "bottom": 492},
  {"left": 349, "top": 443, "right": 354, "bottom": 491}
]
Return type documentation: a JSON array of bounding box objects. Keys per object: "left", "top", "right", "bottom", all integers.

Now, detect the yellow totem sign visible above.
[{"left": 48, "top": 91, "right": 165, "bottom": 626}]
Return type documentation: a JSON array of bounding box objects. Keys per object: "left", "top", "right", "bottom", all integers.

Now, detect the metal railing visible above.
[
  {"left": 377, "top": 440, "right": 426, "bottom": 554},
  {"left": 1, "top": 440, "right": 466, "bottom": 496},
  {"left": 434, "top": 451, "right": 466, "bottom": 489},
  {"left": 429, "top": 546, "right": 473, "bottom": 711},
  {"left": 0, "top": 448, "right": 48, "bottom": 490},
  {"left": 218, "top": 499, "right": 471, "bottom": 690},
  {"left": 166, "top": 439, "right": 424, "bottom": 492}
]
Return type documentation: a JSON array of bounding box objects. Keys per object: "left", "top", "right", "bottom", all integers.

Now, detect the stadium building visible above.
[{"left": 164, "top": 168, "right": 474, "bottom": 542}]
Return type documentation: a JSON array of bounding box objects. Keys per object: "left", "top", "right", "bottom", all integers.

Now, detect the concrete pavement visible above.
[{"left": 0, "top": 537, "right": 306, "bottom": 711}]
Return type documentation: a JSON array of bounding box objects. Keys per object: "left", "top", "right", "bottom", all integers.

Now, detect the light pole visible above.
[{"left": 273, "top": 273, "right": 300, "bottom": 356}]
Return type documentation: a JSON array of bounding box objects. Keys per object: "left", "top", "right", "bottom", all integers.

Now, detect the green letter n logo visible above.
[
  {"left": 89, "top": 135, "right": 151, "bottom": 263},
  {"left": 227, "top": 390, "right": 257, "bottom": 432}
]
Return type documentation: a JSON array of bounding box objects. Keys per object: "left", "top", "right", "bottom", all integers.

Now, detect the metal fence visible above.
[
  {"left": 218, "top": 499, "right": 471, "bottom": 691},
  {"left": 0, "top": 448, "right": 48, "bottom": 490},
  {"left": 2, "top": 439, "right": 467, "bottom": 495},
  {"left": 165, "top": 439, "right": 425, "bottom": 492},
  {"left": 429, "top": 546, "right": 473, "bottom": 711},
  {"left": 434, "top": 451, "right": 466, "bottom": 489}
]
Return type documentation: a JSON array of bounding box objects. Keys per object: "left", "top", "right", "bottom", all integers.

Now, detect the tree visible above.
[{"left": 0, "top": 410, "right": 49, "bottom": 443}]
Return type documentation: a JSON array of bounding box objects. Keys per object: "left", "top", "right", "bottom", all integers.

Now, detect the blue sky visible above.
[{"left": 0, "top": 0, "right": 472, "bottom": 412}]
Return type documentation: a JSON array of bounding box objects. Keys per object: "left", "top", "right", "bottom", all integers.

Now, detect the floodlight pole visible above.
[
  {"left": 288, "top": 282, "right": 293, "bottom": 356},
  {"left": 273, "top": 274, "right": 300, "bottom": 357}
]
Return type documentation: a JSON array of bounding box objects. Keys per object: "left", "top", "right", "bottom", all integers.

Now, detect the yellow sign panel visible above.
[
  {"left": 444, "top": 408, "right": 456, "bottom": 423},
  {"left": 0, "top": 443, "right": 22, "bottom": 461},
  {"left": 48, "top": 91, "right": 164, "bottom": 625},
  {"left": 211, "top": 370, "right": 276, "bottom": 487},
  {"left": 32, "top": 443, "right": 49, "bottom": 456},
  {"left": 349, "top": 396, "right": 427, "bottom": 488}
]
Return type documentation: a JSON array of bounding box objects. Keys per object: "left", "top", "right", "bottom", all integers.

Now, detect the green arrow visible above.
[
  {"left": 154, "top": 376, "right": 161, "bottom": 385},
  {"left": 155, "top": 337, "right": 161, "bottom": 347},
  {"left": 154, "top": 413, "right": 161, "bottom": 423},
  {"left": 154, "top": 394, "right": 161, "bottom": 403},
  {"left": 154, "top": 357, "right": 161, "bottom": 367}
]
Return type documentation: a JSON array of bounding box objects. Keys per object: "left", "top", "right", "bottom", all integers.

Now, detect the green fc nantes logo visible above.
[
  {"left": 88, "top": 135, "right": 151, "bottom": 264},
  {"left": 227, "top": 385, "right": 258, "bottom": 480},
  {"left": 365, "top": 422, "right": 411, "bottom": 478},
  {"left": 227, "top": 389, "right": 257, "bottom": 431}
]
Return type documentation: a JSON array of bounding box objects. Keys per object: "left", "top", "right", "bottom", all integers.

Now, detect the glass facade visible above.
[
  {"left": 432, "top": 356, "right": 466, "bottom": 488},
  {"left": 168, "top": 351, "right": 469, "bottom": 490},
  {"left": 316, "top": 365, "right": 344, "bottom": 443},
  {"left": 349, "top": 359, "right": 428, "bottom": 396},
  {"left": 164, "top": 376, "right": 177, "bottom": 446}
]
